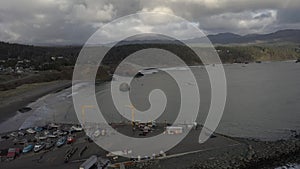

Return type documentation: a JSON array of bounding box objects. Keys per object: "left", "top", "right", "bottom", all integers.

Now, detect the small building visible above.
[
  {"left": 79, "top": 155, "right": 97, "bottom": 169},
  {"left": 166, "top": 126, "right": 183, "bottom": 134}
]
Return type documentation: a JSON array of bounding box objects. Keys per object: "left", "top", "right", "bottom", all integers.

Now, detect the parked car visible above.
[
  {"left": 22, "top": 144, "right": 34, "bottom": 153},
  {"left": 93, "top": 130, "right": 101, "bottom": 138},
  {"left": 56, "top": 136, "right": 67, "bottom": 147}
]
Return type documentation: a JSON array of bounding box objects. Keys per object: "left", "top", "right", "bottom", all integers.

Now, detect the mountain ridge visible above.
[{"left": 204, "top": 29, "right": 300, "bottom": 44}]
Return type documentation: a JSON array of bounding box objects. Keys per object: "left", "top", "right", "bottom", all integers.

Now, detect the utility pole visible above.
[
  {"left": 81, "top": 105, "right": 94, "bottom": 127},
  {"left": 125, "top": 104, "right": 135, "bottom": 126}
]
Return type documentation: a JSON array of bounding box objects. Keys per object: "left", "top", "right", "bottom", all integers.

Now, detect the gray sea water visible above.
[
  {"left": 100, "top": 60, "right": 300, "bottom": 141},
  {"left": 0, "top": 61, "right": 299, "bottom": 141}
]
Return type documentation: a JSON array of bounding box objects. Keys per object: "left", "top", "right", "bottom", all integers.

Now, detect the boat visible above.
[
  {"left": 26, "top": 128, "right": 36, "bottom": 134},
  {"left": 18, "top": 131, "right": 26, "bottom": 136},
  {"left": 45, "top": 141, "right": 55, "bottom": 150},
  {"left": 18, "top": 107, "right": 32, "bottom": 113},
  {"left": 48, "top": 123, "right": 60, "bottom": 128},
  {"left": 53, "top": 130, "right": 68, "bottom": 136},
  {"left": 34, "top": 127, "right": 43, "bottom": 132},
  {"left": 22, "top": 144, "right": 34, "bottom": 153},
  {"left": 70, "top": 125, "right": 83, "bottom": 132},
  {"left": 137, "top": 67, "right": 159, "bottom": 76},
  {"left": 13, "top": 138, "right": 28, "bottom": 145},
  {"left": 10, "top": 132, "right": 18, "bottom": 137},
  {"left": 47, "top": 133, "right": 58, "bottom": 138},
  {"left": 44, "top": 130, "right": 50, "bottom": 135},
  {"left": 36, "top": 135, "right": 47, "bottom": 140},
  {"left": 34, "top": 143, "right": 46, "bottom": 153},
  {"left": 56, "top": 136, "right": 67, "bottom": 147}
]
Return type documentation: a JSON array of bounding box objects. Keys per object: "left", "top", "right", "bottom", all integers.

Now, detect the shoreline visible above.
[
  {"left": 0, "top": 60, "right": 299, "bottom": 168},
  {"left": 0, "top": 80, "right": 71, "bottom": 123},
  {"left": 129, "top": 136, "right": 300, "bottom": 169}
]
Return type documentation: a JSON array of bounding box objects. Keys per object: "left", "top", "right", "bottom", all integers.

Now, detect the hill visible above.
[
  {"left": 0, "top": 29, "right": 299, "bottom": 71},
  {"left": 205, "top": 29, "right": 300, "bottom": 44}
]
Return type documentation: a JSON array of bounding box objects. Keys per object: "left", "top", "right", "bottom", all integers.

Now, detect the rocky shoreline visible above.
[
  {"left": 191, "top": 138, "right": 300, "bottom": 169},
  {"left": 128, "top": 135, "right": 300, "bottom": 169}
]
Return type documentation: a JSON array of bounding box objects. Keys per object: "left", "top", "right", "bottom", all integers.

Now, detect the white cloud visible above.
[
  {"left": 88, "top": 13, "right": 204, "bottom": 45},
  {"left": 0, "top": 0, "right": 299, "bottom": 44},
  {"left": 200, "top": 10, "right": 278, "bottom": 34},
  {"left": 66, "top": 2, "right": 116, "bottom": 23},
  {"left": 141, "top": 6, "right": 174, "bottom": 15}
]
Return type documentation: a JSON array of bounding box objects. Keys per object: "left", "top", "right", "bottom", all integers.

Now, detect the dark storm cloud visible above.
[
  {"left": 254, "top": 12, "right": 272, "bottom": 20},
  {"left": 0, "top": 0, "right": 299, "bottom": 44},
  {"left": 277, "top": 8, "right": 300, "bottom": 24}
]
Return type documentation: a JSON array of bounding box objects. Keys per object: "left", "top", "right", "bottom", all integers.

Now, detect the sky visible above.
[{"left": 0, "top": 0, "right": 299, "bottom": 45}]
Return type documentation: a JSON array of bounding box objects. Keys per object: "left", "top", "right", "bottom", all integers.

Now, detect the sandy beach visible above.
[{"left": 0, "top": 80, "right": 71, "bottom": 123}]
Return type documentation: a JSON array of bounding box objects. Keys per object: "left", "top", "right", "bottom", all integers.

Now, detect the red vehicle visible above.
[{"left": 7, "top": 148, "right": 20, "bottom": 160}]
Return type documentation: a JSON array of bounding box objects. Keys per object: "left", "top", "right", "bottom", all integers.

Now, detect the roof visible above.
[{"left": 80, "top": 155, "right": 97, "bottom": 168}]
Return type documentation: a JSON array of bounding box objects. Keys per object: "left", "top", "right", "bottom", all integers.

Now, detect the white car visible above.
[{"left": 93, "top": 130, "right": 100, "bottom": 138}]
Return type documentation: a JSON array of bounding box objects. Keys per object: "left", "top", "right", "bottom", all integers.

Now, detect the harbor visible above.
[
  {"left": 0, "top": 61, "right": 300, "bottom": 168},
  {"left": 0, "top": 122, "right": 299, "bottom": 169}
]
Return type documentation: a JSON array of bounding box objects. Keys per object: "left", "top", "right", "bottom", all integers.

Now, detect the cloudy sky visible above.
[{"left": 0, "top": 0, "right": 299, "bottom": 45}]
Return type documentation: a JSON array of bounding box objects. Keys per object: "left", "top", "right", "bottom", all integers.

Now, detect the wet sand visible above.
[{"left": 0, "top": 80, "right": 71, "bottom": 123}]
